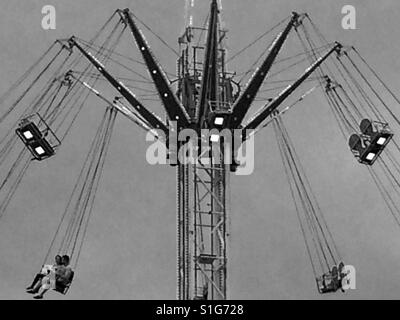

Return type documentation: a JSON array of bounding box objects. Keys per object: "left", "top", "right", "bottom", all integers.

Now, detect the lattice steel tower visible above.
[{"left": 175, "top": 0, "right": 237, "bottom": 300}]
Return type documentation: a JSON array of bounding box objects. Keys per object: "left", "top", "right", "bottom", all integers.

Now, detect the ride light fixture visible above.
[
  {"left": 214, "top": 116, "right": 225, "bottom": 126},
  {"left": 376, "top": 137, "right": 387, "bottom": 146},
  {"left": 366, "top": 152, "right": 376, "bottom": 161},
  {"left": 210, "top": 134, "right": 220, "bottom": 143},
  {"left": 34, "top": 146, "right": 45, "bottom": 156},
  {"left": 22, "top": 130, "right": 34, "bottom": 140}
]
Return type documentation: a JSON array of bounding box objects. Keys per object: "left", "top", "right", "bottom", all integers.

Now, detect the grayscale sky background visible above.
[{"left": 1, "top": 0, "right": 400, "bottom": 300}]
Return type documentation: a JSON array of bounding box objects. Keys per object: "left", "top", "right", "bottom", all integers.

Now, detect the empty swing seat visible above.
[
  {"left": 348, "top": 119, "right": 393, "bottom": 165},
  {"left": 15, "top": 114, "right": 60, "bottom": 161}
]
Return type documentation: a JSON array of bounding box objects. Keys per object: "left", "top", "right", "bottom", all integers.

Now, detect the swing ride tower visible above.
[
  {"left": 175, "top": 0, "right": 233, "bottom": 300},
  {"left": 65, "top": 1, "right": 339, "bottom": 300},
  {"left": 6, "top": 0, "right": 393, "bottom": 300}
]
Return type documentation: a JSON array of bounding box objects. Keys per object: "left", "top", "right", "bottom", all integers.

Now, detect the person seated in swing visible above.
[
  {"left": 319, "top": 273, "right": 335, "bottom": 293},
  {"left": 319, "top": 265, "right": 341, "bottom": 294},
  {"left": 54, "top": 255, "right": 74, "bottom": 293},
  {"left": 26, "top": 255, "right": 62, "bottom": 293},
  {"left": 331, "top": 265, "right": 340, "bottom": 291},
  {"left": 338, "top": 262, "right": 347, "bottom": 292},
  {"left": 338, "top": 262, "right": 345, "bottom": 277},
  {"left": 32, "top": 255, "right": 73, "bottom": 299}
]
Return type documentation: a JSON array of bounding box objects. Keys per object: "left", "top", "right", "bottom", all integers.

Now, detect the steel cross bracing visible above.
[{"left": 177, "top": 147, "right": 229, "bottom": 300}]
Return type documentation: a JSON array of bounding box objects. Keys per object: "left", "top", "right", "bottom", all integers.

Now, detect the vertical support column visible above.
[
  {"left": 176, "top": 165, "right": 183, "bottom": 300},
  {"left": 184, "top": 164, "right": 191, "bottom": 300},
  {"left": 177, "top": 163, "right": 192, "bottom": 300},
  {"left": 176, "top": 142, "right": 228, "bottom": 300},
  {"left": 209, "top": 144, "right": 227, "bottom": 300}
]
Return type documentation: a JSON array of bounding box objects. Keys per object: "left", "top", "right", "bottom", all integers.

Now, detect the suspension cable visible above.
[
  {"left": 227, "top": 16, "right": 290, "bottom": 63},
  {"left": 129, "top": 10, "right": 180, "bottom": 57},
  {"left": 0, "top": 47, "right": 65, "bottom": 125}
]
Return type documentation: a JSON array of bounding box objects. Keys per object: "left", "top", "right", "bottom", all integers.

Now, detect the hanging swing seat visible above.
[
  {"left": 348, "top": 119, "right": 393, "bottom": 165},
  {"left": 54, "top": 270, "right": 74, "bottom": 295},
  {"left": 316, "top": 263, "right": 347, "bottom": 294},
  {"left": 316, "top": 274, "right": 339, "bottom": 294},
  {"left": 15, "top": 113, "right": 61, "bottom": 161}
]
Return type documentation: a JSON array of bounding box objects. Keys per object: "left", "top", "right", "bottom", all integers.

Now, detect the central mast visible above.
[{"left": 176, "top": 0, "right": 234, "bottom": 300}]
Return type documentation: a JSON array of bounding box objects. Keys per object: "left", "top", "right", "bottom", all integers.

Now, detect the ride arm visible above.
[
  {"left": 68, "top": 36, "right": 168, "bottom": 135},
  {"left": 69, "top": 73, "right": 158, "bottom": 138},
  {"left": 230, "top": 12, "right": 300, "bottom": 129},
  {"left": 244, "top": 42, "right": 342, "bottom": 132},
  {"left": 196, "top": 0, "right": 219, "bottom": 126},
  {"left": 121, "top": 9, "right": 190, "bottom": 129}
]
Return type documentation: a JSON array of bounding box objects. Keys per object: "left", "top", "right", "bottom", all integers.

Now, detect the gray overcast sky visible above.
[{"left": 1, "top": 0, "right": 400, "bottom": 300}]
